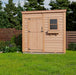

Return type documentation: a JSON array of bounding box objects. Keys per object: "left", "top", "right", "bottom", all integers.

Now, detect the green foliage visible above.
[
  {"left": 0, "top": 41, "right": 6, "bottom": 51},
  {"left": 16, "top": 0, "right": 24, "bottom": 30},
  {"left": 15, "top": 34, "right": 22, "bottom": 47},
  {"left": 10, "top": 35, "right": 16, "bottom": 43},
  {"left": 4, "top": 0, "right": 21, "bottom": 29},
  {"left": 0, "top": 41, "right": 10, "bottom": 52},
  {"left": 0, "top": 11, "right": 9, "bottom": 28},
  {"left": 68, "top": 43, "right": 76, "bottom": 51},
  {"left": 10, "top": 34, "right": 22, "bottom": 51},
  {"left": 67, "top": 2, "right": 76, "bottom": 31},
  {"left": 7, "top": 43, "right": 17, "bottom": 52},
  {"left": 0, "top": 0, "right": 2, "bottom": 10},
  {"left": 0, "top": 41, "right": 19, "bottom": 53},
  {"left": 24, "top": 0, "right": 46, "bottom": 11},
  {"left": 49, "top": 0, "right": 71, "bottom": 11},
  {"left": 0, "top": 0, "right": 9, "bottom": 28},
  {"left": 4, "top": 43, "right": 17, "bottom": 53}
]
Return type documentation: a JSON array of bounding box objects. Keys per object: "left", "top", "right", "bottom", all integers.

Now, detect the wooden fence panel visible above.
[
  {"left": 66, "top": 31, "right": 76, "bottom": 49},
  {"left": 0, "top": 28, "right": 22, "bottom": 41}
]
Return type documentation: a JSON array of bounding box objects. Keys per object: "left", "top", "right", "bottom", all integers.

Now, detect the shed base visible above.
[{"left": 23, "top": 52, "right": 65, "bottom": 54}]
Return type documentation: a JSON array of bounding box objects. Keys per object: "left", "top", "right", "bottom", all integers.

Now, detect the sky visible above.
[{"left": 1, "top": 0, "right": 76, "bottom": 9}]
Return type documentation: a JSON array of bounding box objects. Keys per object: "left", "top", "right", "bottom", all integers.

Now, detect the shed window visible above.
[{"left": 50, "top": 19, "right": 57, "bottom": 29}]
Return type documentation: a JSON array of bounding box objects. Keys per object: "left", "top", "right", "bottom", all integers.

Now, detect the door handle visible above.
[
  {"left": 41, "top": 27, "right": 43, "bottom": 32},
  {"left": 28, "top": 31, "right": 30, "bottom": 32}
]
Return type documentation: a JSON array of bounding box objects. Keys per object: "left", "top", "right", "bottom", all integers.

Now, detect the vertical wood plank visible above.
[
  {"left": 63, "top": 12, "right": 66, "bottom": 53},
  {"left": 27, "top": 18, "right": 30, "bottom": 52},
  {"left": 42, "top": 14, "right": 45, "bottom": 52},
  {"left": 22, "top": 14, "right": 25, "bottom": 52}
]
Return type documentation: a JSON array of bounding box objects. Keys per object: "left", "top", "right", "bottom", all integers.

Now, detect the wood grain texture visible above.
[
  {"left": 22, "top": 10, "right": 66, "bottom": 53},
  {"left": 28, "top": 18, "right": 43, "bottom": 52}
]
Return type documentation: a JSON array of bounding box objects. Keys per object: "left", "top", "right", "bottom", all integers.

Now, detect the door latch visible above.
[
  {"left": 41, "top": 27, "right": 43, "bottom": 32},
  {"left": 28, "top": 48, "right": 31, "bottom": 50},
  {"left": 28, "top": 31, "right": 30, "bottom": 32}
]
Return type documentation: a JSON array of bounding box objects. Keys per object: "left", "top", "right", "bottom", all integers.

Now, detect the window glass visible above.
[
  {"left": 50, "top": 25, "right": 57, "bottom": 29},
  {"left": 50, "top": 19, "right": 57, "bottom": 29},
  {"left": 50, "top": 19, "right": 57, "bottom": 24}
]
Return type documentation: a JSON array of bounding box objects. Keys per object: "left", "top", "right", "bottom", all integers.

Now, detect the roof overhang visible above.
[{"left": 22, "top": 9, "right": 67, "bottom": 14}]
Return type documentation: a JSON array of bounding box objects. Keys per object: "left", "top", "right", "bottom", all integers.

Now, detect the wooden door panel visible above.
[
  {"left": 28, "top": 18, "right": 43, "bottom": 51},
  {"left": 29, "top": 33, "right": 43, "bottom": 50},
  {"left": 29, "top": 18, "right": 43, "bottom": 32}
]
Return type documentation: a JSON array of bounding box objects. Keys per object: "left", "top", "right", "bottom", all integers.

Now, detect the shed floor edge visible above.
[{"left": 22, "top": 52, "right": 65, "bottom": 54}]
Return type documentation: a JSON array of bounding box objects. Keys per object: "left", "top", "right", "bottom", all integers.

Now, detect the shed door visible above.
[{"left": 28, "top": 18, "right": 43, "bottom": 52}]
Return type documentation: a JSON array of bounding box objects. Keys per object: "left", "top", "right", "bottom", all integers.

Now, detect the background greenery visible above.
[
  {"left": 0, "top": 0, "right": 76, "bottom": 30},
  {"left": 0, "top": 34, "right": 22, "bottom": 53},
  {"left": 68, "top": 43, "right": 76, "bottom": 51}
]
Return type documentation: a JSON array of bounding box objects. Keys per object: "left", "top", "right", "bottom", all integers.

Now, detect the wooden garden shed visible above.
[{"left": 22, "top": 10, "right": 66, "bottom": 53}]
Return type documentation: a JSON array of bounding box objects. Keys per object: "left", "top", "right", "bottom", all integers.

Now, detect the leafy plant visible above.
[
  {"left": 10, "top": 34, "right": 22, "bottom": 52},
  {"left": 0, "top": 41, "right": 9, "bottom": 52},
  {"left": 68, "top": 43, "right": 76, "bottom": 51},
  {"left": 11, "top": 35, "right": 16, "bottom": 44},
  {"left": 15, "top": 34, "right": 22, "bottom": 48},
  {"left": 0, "top": 41, "right": 19, "bottom": 53}
]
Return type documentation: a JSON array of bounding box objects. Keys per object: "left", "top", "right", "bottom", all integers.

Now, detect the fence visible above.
[
  {"left": 0, "top": 28, "right": 22, "bottom": 41},
  {"left": 0, "top": 28, "right": 76, "bottom": 48},
  {"left": 66, "top": 31, "right": 76, "bottom": 49}
]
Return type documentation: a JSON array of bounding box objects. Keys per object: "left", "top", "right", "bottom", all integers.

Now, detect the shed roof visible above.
[{"left": 22, "top": 9, "right": 66, "bottom": 14}]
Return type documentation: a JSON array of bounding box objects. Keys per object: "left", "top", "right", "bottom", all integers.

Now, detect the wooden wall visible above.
[
  {"left": 0, "top": 28, "right": 22, "bottom": 41},
  {"left": 66, "top": 31, "right": 76, "bottom": 49},
  {"left": 22, "top": 10, "right": 66, "bottom": 53},
  {"left": 43, "top": 13, "right": 66, "bottom": 53}
]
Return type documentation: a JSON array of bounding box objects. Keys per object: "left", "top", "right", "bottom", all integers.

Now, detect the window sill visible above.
[{"left": 47, "top": 30, "right": 59, "bottom": 34}]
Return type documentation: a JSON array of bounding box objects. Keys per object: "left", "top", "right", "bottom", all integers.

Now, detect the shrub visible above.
[
  {"left": 4, "top": 43, "right": 17, "bottom": 53},
  {"left": 8, "top": 46, "right": 17, "bottom": 52},
  {"left": 0, "top": 41, "right": 10, "bottom": 52},
  {"left": 11, "top": 34, "right": 22, "bottom": 52},
  {"left": 15, "top": 34, "right": 22, "bottom": 48},
  {"left": 0, "top": 41, "right": 18, "bottom": 53},
  {"left": 68, "top": 43, "right": 76, "bottom": 51},
  {"left": 10, "top": 35, "right": 16, "bottom": 44}
]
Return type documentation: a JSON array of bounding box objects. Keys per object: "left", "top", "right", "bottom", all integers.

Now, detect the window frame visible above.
[{"left": 49, "top": 18, "right": 58, "bottom": 31}]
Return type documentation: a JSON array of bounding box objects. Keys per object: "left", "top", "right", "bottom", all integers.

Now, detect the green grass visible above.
[{"left": 0, "top": 51, "right": 76, "bottom": 75}]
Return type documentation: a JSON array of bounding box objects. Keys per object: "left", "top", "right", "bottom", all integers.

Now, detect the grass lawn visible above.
[{"left": 0, "top": 50, "right": 76, "bottom": 75}]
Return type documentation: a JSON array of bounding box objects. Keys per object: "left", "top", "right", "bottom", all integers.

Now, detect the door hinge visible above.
[
  {"left": 28, "top": 48, "right": 31, "bottom": 50},
  {"left": 28, "top": 31, "right": 30, "bottom": 32},
  {"left": 28, "top": 18, "right": 31, "bottom": 20}
]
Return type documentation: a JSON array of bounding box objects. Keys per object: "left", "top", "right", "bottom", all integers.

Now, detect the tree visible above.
[
  {"left": 67, "top": 2, "right": 76, "bottom": 31},
  {"left": 0, "top": 0, "right": 9, "bottom": 28},
  {"left": 0, "top": 12, "right": 10, "bottom": 28},
  {"left": 49, "top": 0, "right": 71, "bottom": 11},
  {"left": 24, "top": 0, "right": 46, "bottom": 11},
  {"left": 4, "top": 0, "right": 20, "bottom": 29},
  {"left": 0, "top": 0, "right": 2, "bottom": 10},
  {"left": 17, "top": 0, "right": 24, "bottom": 29}
]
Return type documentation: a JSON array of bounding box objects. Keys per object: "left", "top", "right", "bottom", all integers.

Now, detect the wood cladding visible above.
[{"left": 22, "top": 10, "right": 66, "bottom": 53}]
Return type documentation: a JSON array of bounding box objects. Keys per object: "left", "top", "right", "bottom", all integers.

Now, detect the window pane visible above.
[
  {"left": 50, "top": 25, "right": 57, "bottom": 29},
  {"left": 50, "top": 19, "right": 57, "bottom": 24},
  {"left": 50, "top": 19, "right": 54, "bottom": 24}
]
